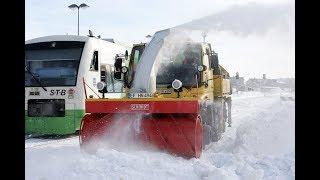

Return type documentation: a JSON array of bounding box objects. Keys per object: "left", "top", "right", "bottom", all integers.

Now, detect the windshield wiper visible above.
[{"left": 25, "top": 66, "right": 47, "bottom": 91}]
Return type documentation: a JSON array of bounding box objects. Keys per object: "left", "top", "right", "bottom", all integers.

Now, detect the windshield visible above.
[
  {"left": 126, "top": 44, "right": 145, "bottom": 87},
  {"left": 25, "top": 41, "right": 85, "bottom": 87},
  {"left": 156, "top": 43, "right": 201, "bottom": 86}
]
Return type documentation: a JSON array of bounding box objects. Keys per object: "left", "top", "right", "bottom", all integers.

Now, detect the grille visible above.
[{"left": 28, "top": 99, "right": 65, "bottom": 117}]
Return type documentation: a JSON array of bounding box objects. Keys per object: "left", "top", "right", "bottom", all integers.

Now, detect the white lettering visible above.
[{"left": 130, "top": 104, "right": 150, "bottom": 110}]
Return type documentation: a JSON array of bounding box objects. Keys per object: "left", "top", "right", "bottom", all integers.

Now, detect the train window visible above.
[{"left": 90, "top": 51, "right": 99, "bottom": 71}]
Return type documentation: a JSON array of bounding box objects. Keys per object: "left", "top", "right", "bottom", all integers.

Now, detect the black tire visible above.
[
  {"left": 222, "top": 100, "right": 228, "bottom": 133},
  {"left": 211, "top": 129, "right": 221, "bottom": 142},
  {"left": 203, "top": 124, "right": 212, "bottom": 146},
  {"left": 200, "top": 101, "right": 225, "bottom": 143},
  {"left": 226, "top": 97, "right": 232, "bottom": 127},
  {"left": 200, "top": 103, "right": 213, "bottom": 145},
  {"left": 212, "top": 99, "right": 224, "bottom": 142}
]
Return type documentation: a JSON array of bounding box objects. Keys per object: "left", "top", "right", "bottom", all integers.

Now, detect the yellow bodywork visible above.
[
  {"left": 154, "top": 74, "right": 230, "bottom": 101},
  {"left": 213, "top": 76, "right": 231, "bottom": 97},
  {"left": 149, "top": 43, "right": 231, "bottom": 102},
  {"left": 90, "top": 42, "right": 231, "bottom": 103}
]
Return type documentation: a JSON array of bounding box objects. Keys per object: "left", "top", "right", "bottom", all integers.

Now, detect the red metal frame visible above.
[
  {"left": 82, "top": 77, "right": 87, "bottom": 99},
  {"left": 80, "top": 112, "right": 203, "bottom": 158}
]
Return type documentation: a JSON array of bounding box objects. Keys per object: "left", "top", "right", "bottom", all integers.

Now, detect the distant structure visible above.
[
  {"left": 245, "top": 74, "right": 295, "bottom": 92},
  {"left": 276, "top": 78, "right": 295, "bottom": 91},
  {"left": 230, "top": 72, "right": 246, "bottom": 92}
]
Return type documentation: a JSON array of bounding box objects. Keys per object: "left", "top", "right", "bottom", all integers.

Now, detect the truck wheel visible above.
[
  {"left": 212, "top": 100, "right": 223, "bottom": 142},
  {"left": 227, "top": 97, "right": 232, "bottom": 127},
  {"left": 203, "top": 124, "right": 212, "bottom": 146},
  {"left": 216, "top": 99, "right": 225, "bottom": 134},
  {"left": 222, "top": 100, "right": 228, "bottom": 133},
  {"left": 200, "top": 103, "right": 214, "bottom": 145}
]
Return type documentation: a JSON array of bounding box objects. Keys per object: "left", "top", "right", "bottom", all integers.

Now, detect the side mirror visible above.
[
  {"left": 205, "top": 48, "right": 210, "bottom": 55},
  {"left": 125, "top": 50, "right": 129, "bottom": 60},
  {"left": 209, "top": 53, "right": 218, "bottom": 68},
  {"left": 114, "top": 57, "right": 123, "bottom": 80},
  {"left": 209, "top": 53, "right": 221, "bottom": 75}
]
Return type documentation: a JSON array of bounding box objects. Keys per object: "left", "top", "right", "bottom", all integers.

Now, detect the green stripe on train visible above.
[{"left": 25, "top": 109, "right": 85, "bottom": 135}]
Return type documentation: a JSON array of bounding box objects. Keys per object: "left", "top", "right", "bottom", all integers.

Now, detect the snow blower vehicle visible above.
[{"left": 79, "top": 40, "right": 232, "bottom": 158}]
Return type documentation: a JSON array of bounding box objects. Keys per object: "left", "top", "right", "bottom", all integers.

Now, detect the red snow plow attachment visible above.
[{"left": 79, "top": 99, "right": 203, "bottom": 158}]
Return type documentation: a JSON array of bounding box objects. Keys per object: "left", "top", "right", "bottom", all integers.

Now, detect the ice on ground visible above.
[{"left": 25, "top": 92, "right": 294, "bottom": 180}]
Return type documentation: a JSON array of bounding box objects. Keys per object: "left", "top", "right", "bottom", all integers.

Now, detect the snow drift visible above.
[{"left": 26, "top": 92, "right": 295, "bottom": 180}]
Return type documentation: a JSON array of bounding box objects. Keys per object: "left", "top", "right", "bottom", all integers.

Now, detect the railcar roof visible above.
[{"left": 25, "top": 35, "right": 90, "bottom": 44}]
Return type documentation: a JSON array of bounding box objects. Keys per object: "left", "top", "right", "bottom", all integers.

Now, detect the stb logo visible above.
[
  {"left": 68, "top": 88, "right": 75, "bottom": 99},
  {"left": 130, "top": 104, "right": 150, "bottom": 111}
]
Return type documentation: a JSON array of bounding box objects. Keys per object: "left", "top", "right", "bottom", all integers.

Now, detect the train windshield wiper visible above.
[{"left": 25, "top": 66, "right": 47, "bottom": 91}]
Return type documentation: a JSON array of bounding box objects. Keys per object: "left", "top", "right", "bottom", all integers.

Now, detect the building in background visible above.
[
  {"left": 230, "top": 72, "right": 246, "bottom": 92},
  {"left": 245, "top": 74, "right": 295, "bottom": 92}
]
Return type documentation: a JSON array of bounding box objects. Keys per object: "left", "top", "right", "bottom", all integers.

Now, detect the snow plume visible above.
[
  {"left": 178, "top": 2, "right": 294, "bottom": 36},
  {"left": 132, "top": 2, "right": 294, "bottom": 85},
  {"left": 177, "top": 2, "right": 295, "bottom": 78}
]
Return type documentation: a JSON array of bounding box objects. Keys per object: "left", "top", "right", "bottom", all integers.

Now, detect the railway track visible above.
[{"left": 25, "top": 135, "right": 78, "bottom": 150}]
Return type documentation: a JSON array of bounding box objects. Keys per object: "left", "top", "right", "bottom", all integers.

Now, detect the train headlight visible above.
[
  {"left": 172, "top": 79, "right": 182, "bottom": 90},
  {"left": 121, "top": 66, "right": 128, "bottom": 73},
  {"left": 97, "top": 81, "right": 106, "bottom": 91}
]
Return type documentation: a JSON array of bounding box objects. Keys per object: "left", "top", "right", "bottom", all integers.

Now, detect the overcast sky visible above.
[{"left": 26, "top": 0, "right": 294, "bottom": 79}]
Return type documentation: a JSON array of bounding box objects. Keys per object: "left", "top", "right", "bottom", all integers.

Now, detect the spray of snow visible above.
[
  {"left": 83, "top": 113, "right": 159, "bottom": 154},
  {"left": 132, "top": 2, "right": 294, "bottom": 90},
  {"left": 179, "top": 2, "right": 294, "bottom": 36}
]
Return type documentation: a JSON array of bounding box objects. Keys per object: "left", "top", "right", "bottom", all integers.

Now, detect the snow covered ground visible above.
[{"left": 25, "top": 91, "right": 295, "bottom": 180}]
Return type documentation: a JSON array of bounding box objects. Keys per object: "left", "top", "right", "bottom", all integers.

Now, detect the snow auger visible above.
[{"left": 79, "top": 42, "right": 232, "bottom": 158}]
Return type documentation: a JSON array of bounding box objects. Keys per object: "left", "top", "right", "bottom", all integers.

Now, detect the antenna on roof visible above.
[
  {"left": 88, "top": 30, "right": 94, "bottom": 37},
  {"left": 201, "top": 31, "right": 207, "bottom": 43}
]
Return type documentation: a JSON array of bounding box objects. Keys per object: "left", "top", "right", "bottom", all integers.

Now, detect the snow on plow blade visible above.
[{"left": 80, "top": 99, "right": 203, "bottom": 158}]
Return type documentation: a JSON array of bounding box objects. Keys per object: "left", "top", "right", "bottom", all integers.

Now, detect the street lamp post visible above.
[{"left": 68, "top": 3, "right": 89, "bottom": 36}]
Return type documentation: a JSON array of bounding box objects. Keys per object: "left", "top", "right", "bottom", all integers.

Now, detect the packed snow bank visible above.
[
  {"left": 25, "top": 94, "right": 294, "bottom": 180},
  {"left": 231, "top": 91, "right": 265, "bottom": 100},
  {"left": 201, "top": 97, "right": 295, "bottom": 180}
]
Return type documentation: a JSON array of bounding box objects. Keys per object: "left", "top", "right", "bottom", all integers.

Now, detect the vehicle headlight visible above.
[
  {"left": 121, "top": 66, "right": 128, "bottom": 73},
  {"left": 97, "top": 81, "right": 106, "bottom": 91},
  {"left": 197, "top": 65, "right": 204, "bottom": 72},
  {"left": 172, "top": 79, "right": 182, "bottom": 90}
]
